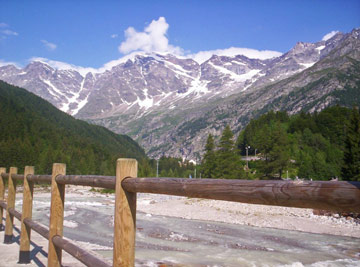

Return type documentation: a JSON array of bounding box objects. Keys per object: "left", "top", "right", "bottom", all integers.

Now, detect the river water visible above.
[{"left": 16, "top": 193, "right": 360, "bottom": 267}]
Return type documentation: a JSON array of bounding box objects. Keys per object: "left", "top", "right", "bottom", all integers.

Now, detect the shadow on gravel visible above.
[{"left": 13, "top": 225, "right": 48, "bottom": 267}]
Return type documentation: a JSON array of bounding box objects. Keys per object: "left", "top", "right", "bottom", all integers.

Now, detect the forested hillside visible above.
[
  {"left": 201, "top": 106, "right": 360, "bottom": 181},
  {"left": 0, "top": 80, "right": 147, "bottom": 175}
]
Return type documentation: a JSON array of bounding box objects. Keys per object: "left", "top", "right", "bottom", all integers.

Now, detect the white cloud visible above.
[
  {"left": 111, "top": 34, "right": 118, "bottom": 38},
  {"left": 30, "top": 57, "right": 96, "bottom": 76},
  {"left": 189, "top": 47, "right": 282, "bottom": 64},
  {"left": 119, "top": 17, "right": 182, "bottom": 55},
  {"left": 41, "top": 40, "right": 57, "bottom": 51},
  {"left": 322, "top": 30, "right": 339, "bottom": 41},
  {"left": 118, "top": 17, "right": 281, "bottom": 63},
  {"left": 21, "top": 17, "right": 284, "bottom": 76},
  {"left": 2, "top": 29, "right": 18, "bottom": 36},
  {"left": 0, "top": 23, "right": 19, "bottom": 39},
  {"left": 0, "top": 59, "right": 20, "bottom": 68},
  {"left": 29, "top": 53, "right": 145, "bottom": 76}
]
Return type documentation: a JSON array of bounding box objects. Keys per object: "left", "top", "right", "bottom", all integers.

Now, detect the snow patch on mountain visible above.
[
  {"left": 42, "top": 79, "right": 66, "bottom": 98},
  {"left": 299, "top": 62, "right": 316, "bottom": 69},
  {"left": 208, "top": 62, "right": 260, "bottom": 83},
  {"left": 231, "top": 60, "right": 246, "bottom": 66},
  {"left": 164, "top": 61, "right": 194, "bottom": 79},
  {"left": 137, "top": 89, "right": 154, "bottom": 110},
  {"left": 68, "top": 77, "right": 90, "bottom": 115},
  {"left": 187, "top": 76, "right": 210, "bottom": 97},
  {"left": 316, "top": 45, "right": 326, "bottom": 51}
]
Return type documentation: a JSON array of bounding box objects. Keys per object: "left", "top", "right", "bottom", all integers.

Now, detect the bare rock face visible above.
[{"left": 0, "top": 29, "right": 359, "bottom": 159}]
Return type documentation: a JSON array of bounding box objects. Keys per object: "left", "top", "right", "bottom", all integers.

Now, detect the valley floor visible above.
[
  {"left": 0, "top": 185, "right": 359, "bottom": 267},
  {"left": 136, "top": 192, "right": 360, "bottom": 239},
  {"left": 62, "top": 185, "right": 360, "bottom": 238}
]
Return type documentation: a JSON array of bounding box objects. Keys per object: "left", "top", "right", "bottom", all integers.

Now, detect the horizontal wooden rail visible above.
[
  {"left": 8, "top": 208, "right": 22, "bottom": 221},
  {"left": 52, "top": 235, "right": 111, "bottom": 267},
  {"left": 0, "top": 173, "right": 52, "bottom": 183},
  {"left": 122, "top": 178, "right": 360, "bottom": 212},
  {"left": 27, "top": 174, "right": 52, "bottom": 183},
  {"left": 0, "top": 173, "right": 115, "bottom": 187},
  {"left": 2, "top": 173, "right": 360, "bottom": 213},
  {"left": 11, "top": 174, "right": 24, "bottom": 180},
  {"left": 23, "top": 218, "right": 49, "bottom": 239},
  {"left": 0, "top": 200, "right": 7, "bottom": 209},
  {"left": 56, "top": 175, "right": 115, "bottom": 189}
]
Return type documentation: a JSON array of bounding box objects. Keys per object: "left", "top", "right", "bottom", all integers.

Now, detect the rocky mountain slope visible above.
[{"left": 1, "top": 29, "right": 359, "bottom": 159}]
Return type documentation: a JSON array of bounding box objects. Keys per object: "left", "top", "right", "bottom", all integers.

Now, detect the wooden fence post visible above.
[
  {"left": 113, "top": 158, "right": 138, "bottom": 267},
  {"left": 0, "top": 167, "right": 6, "bottom": 231},
  {"left": 19, "top": 166, "right": 35, "bottom": 263},
  {"left": 48, "top": 163, "right": 66, "bottom": 267},
  {"left": 4, "top": 167, "right": 18, "bottom": 243}
]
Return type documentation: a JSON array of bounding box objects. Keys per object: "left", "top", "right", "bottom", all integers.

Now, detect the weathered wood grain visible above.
[
  {"left": 47, "top": 163, "right": 66, "bottom": 267},
  {"left": 52, "top": 235, "right": 111, "bottom": 267},
  {"left": 19, "top": 166, "right": 35, "bottom": 263},
  {"left": 27, "top": 174, "right": 52, "bottom": 183},
  {"left": 1, "top": 173, "right": 9, "bottom": 179},
  {"left": 56, "top": 175, "right": 115, "bottom": 189},
  {"left": 8, "top": 208, "right": 21, "bottom": 220},
  {"left": 10, "top": 174, "right": 24, "bottom": 180},
  {"left": 113, "top": 159, "right": 138, "bottom": 267},
  {"left": 0, "top": 200, "right": 7, "bottom": 209},
  {"left": 122, "top": 178, "right": 360, "bottom": 212},
  {"left": 4, "top": 167, "right": 17, "bottom": 243},
  {"left": 0, "top": 167, "right": 6, "bottom": 231},
  {"left": 23, "top": 218, "right": 49, "bottom": 239}
]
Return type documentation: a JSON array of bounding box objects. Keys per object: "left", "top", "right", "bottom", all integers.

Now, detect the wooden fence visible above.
[{"left": 0, "top": 159, "right": 359, "bottom": 267}]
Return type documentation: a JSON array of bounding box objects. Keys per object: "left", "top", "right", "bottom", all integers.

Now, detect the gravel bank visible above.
[{"left": 136, "top": 193, "right": 360, "bottom": 238}]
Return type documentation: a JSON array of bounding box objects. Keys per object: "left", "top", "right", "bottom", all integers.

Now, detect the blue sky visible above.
[{"left": 0, "top": 0, "right": 359, "bottom": 69}]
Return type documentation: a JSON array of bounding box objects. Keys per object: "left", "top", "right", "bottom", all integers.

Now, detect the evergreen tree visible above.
[
  {"left": 202, "top": 107, "right": 355, "bottom": 180},
  {"left": 215, "top": 126, "right": 244, "bottom": 179},
  {"left": 295, "top": 129, "right": 342, "bottom": 180},
  {"left": 341, "top": 107, "right": 360, "bottom": 181},
  {"left": 219, "top": 125, "right": 234, "bottom": 152},
  {"left": 138, "top": 158, "right": 155, "bottom": 177},
  {"left": 255, "top": 122, "right": 290, "bottom": 179},
  {"left": 201, "top": 134, "right": 216, "bottom": 178}
]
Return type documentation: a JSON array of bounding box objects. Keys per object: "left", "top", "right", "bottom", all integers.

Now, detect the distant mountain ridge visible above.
[
  {"left": 1, "top": 28, "right": 359, "bottom": 159},
  {"left": 0, "top": 30, "right": 352, "bottom": 117}
]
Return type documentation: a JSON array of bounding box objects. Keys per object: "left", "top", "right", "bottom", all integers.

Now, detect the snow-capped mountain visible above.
[
  {"left": 1, "top": 32, "right": 344, "bottom": 118},
  {"left": 1, "top": 53, "right": 270, "bottom": 118},
  {"left": 1, "top": 29, "right": 359, "bottom": 159}
]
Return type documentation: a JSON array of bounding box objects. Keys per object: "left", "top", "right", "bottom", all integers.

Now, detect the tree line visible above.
[
  {"left": 201, "top": 106, "right": 360, "bottom": 181},
  {"left": 140, "top": 156, "right": 196, "bottom": 178}
]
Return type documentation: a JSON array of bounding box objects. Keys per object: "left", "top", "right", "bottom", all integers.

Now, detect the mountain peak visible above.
[
  {"left": 0, "top": 28, "right": 359, "bottom": 159},
  {"left": 350, "top": 28, "right": 360, "bottom": 39}
]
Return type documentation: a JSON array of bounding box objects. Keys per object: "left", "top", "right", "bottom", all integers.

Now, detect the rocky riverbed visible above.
[{"left": 0, "top": 185, "right": 359, "bottom": 267}]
